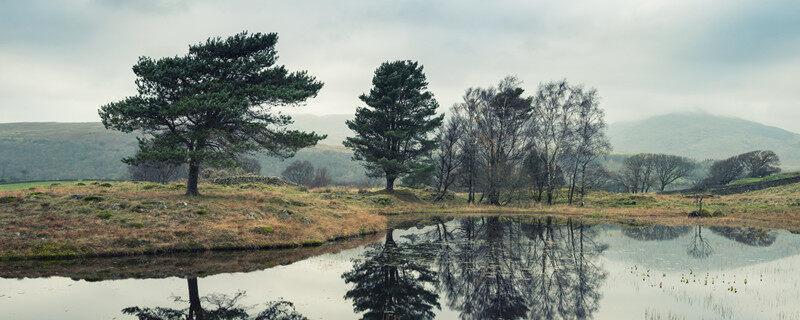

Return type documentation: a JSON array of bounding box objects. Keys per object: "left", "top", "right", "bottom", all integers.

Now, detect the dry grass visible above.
[
  {"left": 3, "top": 181, "right": 800, "bottom": 260},
  {"left": 0, "top": 181, "right": 386, "bottom": 260}
]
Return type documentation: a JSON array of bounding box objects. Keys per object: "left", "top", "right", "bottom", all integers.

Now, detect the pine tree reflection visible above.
[
  {"left": 341, "top": 228, "right": 441, "bottom": 320},
  {"left": 122, "top": 278, "right": 308, "bottom": 320}
]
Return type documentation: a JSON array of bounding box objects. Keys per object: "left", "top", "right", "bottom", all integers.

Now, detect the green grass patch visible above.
[
  {"left": 728, "top": 171, "right": 800, "bottom": 186},
  {"left": 252, "top": 225, "right": 274, "bottom": 235},
  {"left": 96, "top": 211, "right": 114, "bottom": 219}
]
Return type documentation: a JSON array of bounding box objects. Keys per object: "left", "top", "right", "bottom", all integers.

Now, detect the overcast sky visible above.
[{"left": 1, "top": 0, "right": 799, "bottom": 130}]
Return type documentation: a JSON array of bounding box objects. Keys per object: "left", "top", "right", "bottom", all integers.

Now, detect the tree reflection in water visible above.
[
  {"left": 620, "top": 224, "right": 777, "bottom": 259},
  {"left": 709, "top": 226, "right": 776, "bottom": 247},
  {"left": 687, "top": 225, "right": 714, "bottom": 259},
  {"left": 341, "top": 228, "right": 441, "bottom": 320},
  {"left": 122, "top": 278, "right": 308, "bottom": 320},
  {"left": 343, "top": 217, "right": 608, "bottom": 320}
]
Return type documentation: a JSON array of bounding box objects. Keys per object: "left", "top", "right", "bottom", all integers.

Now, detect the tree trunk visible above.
[
  {"left": 187, "top": 278, "right": 204, "bottom": 320},
  {"left": 385, "top": 176, "right": 396, "bottom": 192},
  {"left": 186, "top": 160, "right": 200, "bottom": 196},
  {"left": 568, "top": 160, "right": 580, "bottom": 205}
]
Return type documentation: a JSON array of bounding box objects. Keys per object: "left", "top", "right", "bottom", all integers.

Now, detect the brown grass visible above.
[
  {"left": 3, "top": 181, "right": 800, "bottom": 260},
  {"left": 0, "top": 182, "right": 385, "bottom": 260}
]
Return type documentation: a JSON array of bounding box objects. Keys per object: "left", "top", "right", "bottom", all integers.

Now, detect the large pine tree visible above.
[
  {"left": 99, "top": 32, "right": 324, "bottom": 195},
  {"left": 344, "top": 60, "right": 443, "bottom": 191}
]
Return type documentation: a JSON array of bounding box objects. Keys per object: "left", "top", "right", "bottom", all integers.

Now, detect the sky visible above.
[{"left": 1, "top": 0, "right": 799, "bottom": 131}]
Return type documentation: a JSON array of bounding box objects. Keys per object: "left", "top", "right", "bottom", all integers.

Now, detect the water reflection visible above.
[
  {"left": 343, "top": 217, "right": 609, "bottom": 320},
  {"left": 687, "top": 226, "right": 714, "bottom": 259},
  {"left": 342, "top": 229, "right": 440, "bottom": 320},
  {"left": 709, "top": 226, "right": 776, "bottom": 247},
  {"left": 622, "top": 225, "right": 690, "bottom": 241},
  {"left": 1, "top": 217, "right": 798, "bottom": 320},
  {"left": 122, "top": 278, "right": 308, "bottom": 320}
]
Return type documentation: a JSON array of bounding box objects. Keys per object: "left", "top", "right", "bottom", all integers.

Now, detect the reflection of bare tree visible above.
[
  {"left": 409, "top": 217, "right": 607, "bottom": 320},
  {"left": 686, "top": 226, "right": 714, "bottom": 259},
  {"left": 709, "top": 227, "right": 776, "bottom": 247},
  {"left": 342, "top": 229, "right": 440, "bottom": 320},
  {"left": 122, "top": 278, "right": 308, "bottom": 320},
  {"left": 622, "top": 225, "right": 690, "bottom": 241}
]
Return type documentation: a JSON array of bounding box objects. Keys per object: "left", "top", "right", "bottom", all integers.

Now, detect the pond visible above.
[{"left": 2, "top": 216, "right": 800, "bottom": 319}]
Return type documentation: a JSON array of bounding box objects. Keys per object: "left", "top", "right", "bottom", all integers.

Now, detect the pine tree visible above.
[
  {"left": 99, "top": 32, "right": 324, "bottom": 195},
  {"left": 344, "top": 60, "right": 444, "bottom": 191}
]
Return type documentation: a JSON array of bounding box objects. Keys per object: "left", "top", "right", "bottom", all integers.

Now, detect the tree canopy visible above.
[
  {"left": 344, "top": 60, "right": 443, "bottom": 191},
  {"left": 99, "top": 32, "right": 324, "bottom": 195}
]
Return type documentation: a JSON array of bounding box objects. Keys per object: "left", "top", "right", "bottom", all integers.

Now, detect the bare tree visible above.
[
  {"left": 433, "top": 116, "right": 464, "bottom": 201},
  {"left": 457, "top": 129, "right": 480, "bottom": 204},
  {"left": 310, "top": 167, "right": 332, "bottom": 187},
  {"left": 456, "top": 77, "right": 533, "bottom": 205},
  {"left": 738, "top": 150, "right": 781, "bottom": 178},
  {"left": 616, "top": 153, "right": 657, "bottom": 193},
  {"left": 128, "top": 161, "right": 185, "bottom": 183},
  {"left": 530, "top": 80, "right": 575, "bottom": 204},
  {"left": 652, "top": 154, "right": 696, "bottom": 191},
  {"left": 562, "top": 85, "right": 611, "bottom": 204},
  {"left": 700, "top": 155, "right": 745, "bottom": 187},
  {"left": 281, "top": 160, "right": 315, "bottom": 186}
]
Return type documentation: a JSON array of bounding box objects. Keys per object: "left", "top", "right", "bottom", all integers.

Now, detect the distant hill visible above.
[
  {"left": 4, "top": 112, "right": 800, "bottom": 182},
  {"left": 608, "top": 113, "right": 800, "bottom": 168},
  {"left": 0, "top": 119, "right": 365, "bottom": 183},
  {"left": 288, "top": 113, "right": 352, "bottom": 146}
]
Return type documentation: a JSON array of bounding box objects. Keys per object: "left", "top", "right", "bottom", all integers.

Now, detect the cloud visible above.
[{"left": 0, "top": 0, "right": 798, "bottom": 132}]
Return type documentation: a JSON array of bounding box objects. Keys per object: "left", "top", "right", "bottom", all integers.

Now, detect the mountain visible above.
[{"left": 608, "top": 113, "right": 800, "bottom": 168}]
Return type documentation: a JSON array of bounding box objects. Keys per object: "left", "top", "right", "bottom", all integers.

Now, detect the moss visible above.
[
  {"left": 29, "top": 241, "right": 80, "bottom": 258},
  {"left": 252, "top": 225, "right": 274, "bottom": 235},
  {"left": 96, "top": 211, "right": 113, "bottom": 220}
]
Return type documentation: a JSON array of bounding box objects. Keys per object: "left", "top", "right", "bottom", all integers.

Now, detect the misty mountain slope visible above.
[
  {"left": 608, "top": 113, "right": 800, "bottom": 168},
  {"left": 0, "top": 122, "right": 138, "bottom": 181},
  {"left": 287, "top": 113, "right": 352, "bottom": 146},
  {"left": 0, "top": 121, "right": 364, "bottom": 182}
]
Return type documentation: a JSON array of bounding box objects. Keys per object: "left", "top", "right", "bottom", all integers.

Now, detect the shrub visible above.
[
  {"left": 0, "top": 196, "right": 21, "bottom": 204},
  {"left": 688, "top": 209, "right": 724, "bottom": 218},
  {"left": 82, "top": 195, "right": 104, "bottom": 202}
]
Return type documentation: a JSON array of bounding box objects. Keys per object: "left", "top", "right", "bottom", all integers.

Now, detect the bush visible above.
[
  {"left": 0, "top": 196, "right": 21, "bottom": 204},
  {"left": 688, "top": 209, "right": 724, "bottom": 218},
  {"left": 82, "top": 195, "right": 105, "bottom": 202}
]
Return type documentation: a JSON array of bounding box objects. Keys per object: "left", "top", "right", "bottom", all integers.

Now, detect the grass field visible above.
[
  {"left": 0, "top": 181, "right": 88, "bottom": 191},
  {"left": 3, "top": 180, "right": 800, "bottom": 260}
]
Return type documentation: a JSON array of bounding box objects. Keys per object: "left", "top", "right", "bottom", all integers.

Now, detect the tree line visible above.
[
  {"left": 98, "top": 31, "right": 785, "bottom": 200},
  {"left": 344, "top": 64, "right": 612, "bottom": 205}
]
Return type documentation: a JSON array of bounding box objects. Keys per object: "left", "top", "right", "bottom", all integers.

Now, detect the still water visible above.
[{"left": 2, "top": 216, "right": 800, "bottom": 320}]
